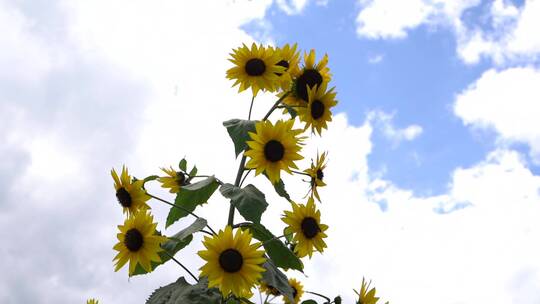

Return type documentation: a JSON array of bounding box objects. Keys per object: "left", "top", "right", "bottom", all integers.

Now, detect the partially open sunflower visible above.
[
  {"left": 284, "top": 278, "right": 304, "bottom": 304},
  {"left": 282, "top": 49, "right": 332, "bottom": 106},
  {"left": 298, "top": 83, "right": 337, "bottom": 135},
  {"left": 86, "top": 299, "right": 99, "bottom": 304},
  {"left": 273, "top": 43, "right": 301, "bottom": 91},
  {"left": 111, "top": 166, "right": 150, "bottom": 215},
  {"left": 113, "top": 210, "right": 168, "bottom": 276},
  {"left": 245, "top": 119, "right": 304, "bottom": 184},
  {"left": 354, "top": 278, "right": 380, "bottom": 304},
  {"left": 158, "top": 166, "right": 188, "bottom": 194},
  {"left": 227, "top": 43, "right": 285, "bottom": 96},
  {"left": 282, "top": 198, "right": 328, "bottom": 258},
  {"left": 198, "top": 226, "right": 266, "bottom": 298},
  {"left": 304, "top": 152, "right": 328, "bottom": 202}
]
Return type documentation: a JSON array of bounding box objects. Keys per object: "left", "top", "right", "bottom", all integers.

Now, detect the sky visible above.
[{"left": 1, "top": 0, "right": 540, "bottom": 303}]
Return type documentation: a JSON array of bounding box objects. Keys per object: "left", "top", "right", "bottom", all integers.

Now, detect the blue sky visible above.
[{"left": 2, "top": 0, "right": 540, "bottom": 303}]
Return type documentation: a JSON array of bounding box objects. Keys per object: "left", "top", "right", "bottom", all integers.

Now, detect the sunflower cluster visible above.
[{"left": 97, "top": 43, "right": 389, "bottom": 304}]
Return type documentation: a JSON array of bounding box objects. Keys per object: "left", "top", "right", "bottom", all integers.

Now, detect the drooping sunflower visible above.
[
  {"left": 111, "top": 166, "right": 151, "bottom": 215},
  {"left": 282, "top": 49, "right": 332, "bottom": 106},
  {"left": 113, "top": 210, "right": 168, "bottom": 276},
  {"left": 303, "top": 152, "right": 328, "bottom": 202},
  {"left": 282, "top": 198, "right": 328, "bottom": 258},
  {"left": 226, "top": 43, "right": 285, "bottom": 96},
  {"left": 354, "top": 278, "right": 380, "bottom": 304},
  {"left": 273, "top": 43, "right": 301, "bottom": 91},
  {"left": 198, "top": 226, "right": 266, "bottom": 298},
  {"left": 284, "top": 278, "right": 304, "bottom": 304},
  {"left": 158, "top": 166, "right": 188, "bottom": 194},
  {"left": 260, "top": 281, "right": 281, "bottom": 296},
  {"left": 245, "top": 119, "right": 304, "bottom": 184},
  {"left": 298, "top": 83, "right": 337, "bottom": 135},
  {"left": 86, "top": 299, "right": 99, "bottom": 304}
]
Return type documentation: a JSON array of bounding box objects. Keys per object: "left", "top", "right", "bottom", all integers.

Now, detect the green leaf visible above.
[
  {"left": 219, "top": 183, "right": 268, "bottom": 224},
  {"left": 189, "top": 165, "right": 198, "bottom": 178},
  {"left": 146, "top": 277, "right": 221, "bottom": 304},
  {"left": 272, "top": 178, "right": 292, "bottom": 202},
  {"left": 166, "top": 176, "right": 219, "bottom": 227},
  {"left": 261, "top": 260, "right": 295, "bottom": 302},
  {"left": 132, "top": 218, "right": 207, "bottom": 276},
  {"left": 249, "top": 223, "right": 303, "bottom": 271},
  {"left": 301, "top": 300, "right": 318, "bottom": 304},
  {"left": 223, "top": 119, "right": 256, "bottom": 157},
  {"left": 179, "top": 158, "right": 187, "bottom": 171},
  {"left": 282, "top": 103, "right": 298, "bottom": 119}
]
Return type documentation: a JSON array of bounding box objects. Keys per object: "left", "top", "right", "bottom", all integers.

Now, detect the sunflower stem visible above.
[
  {"left": 163, "top": 251, "right": 199, "bottom": 283},
  {"left": 263, "top": 293, "right": 270, "bottom": 304},
  {"left": 262, "top": 91, "right": 290, "bottom": 121},
  {"left": 260, "top": 232, "right": 293, "bottom": 247},
  {"left": 248, "top": 95, "right": 255, "bottom": 120},
  {"left": 147, "top": 193, "right": 217, "bottom": 235},
  {"left": 228, "top": 155, "right": 247, "bottom": 226},
  {"left": 305, "top": 291, "right": 332, "bottom": 303},
  {"left": 239, "top": 169, "right": 253, "bottom": 187},
  {"left": 292, "top": 170, "right": 312, "bottom": 177}
]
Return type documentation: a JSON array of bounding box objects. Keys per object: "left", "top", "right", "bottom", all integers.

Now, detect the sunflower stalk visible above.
[
  {"left": 163, "top": 251, "right": 199, "bottom": 283},
  {"left": 305, "top": 291, "right": 332, "bottom": 303}
]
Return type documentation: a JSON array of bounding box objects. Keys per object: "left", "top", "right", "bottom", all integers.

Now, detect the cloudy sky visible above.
[{"left": 1, "top": 0, "right": 540, "bottom": 303}]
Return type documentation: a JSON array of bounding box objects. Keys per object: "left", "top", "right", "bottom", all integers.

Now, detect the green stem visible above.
[
  {"left": 147, "top": 193, "right": 217, "bottom": 235},
  {"left": 248, "top": 95, "right": 255, "bottom": 119},
  {"left": 262, "top": 91, "right": 290, "bottom": 121},
  {"left": 227, "top": 156, "right": 246, "bottom": 226},
  {"left": 305, "top": 291, "right": 332, "bottom": 303},
  {"left": 163, "top": 251, "right": 199, "bottom": 283},
  {"left": 260, "top": 232, "right": 293, "bottom": 247},
  {"left": 239, "top": 169, "right": 253, "bottom": 187},
  {"left": 292, "top": 170, "right": 311, "bottom": 177}
]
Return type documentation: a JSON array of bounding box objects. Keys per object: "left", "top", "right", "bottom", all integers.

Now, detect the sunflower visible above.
[
  {"left": 298, "top": 83, "right": 337, "bottom": 135},
  {"left": 303, "top": 152, "right": 328, "bottom": 202},
  {"left": 158, "top": 166, "right": 188, "bottom": 194},
  {"left": 282, "top": 198, "right": 328, "bottom": 258},
  {"left": 111, "top": 166, "right": 150, "bottom": 215},
  {"left": 273, "top": 43, "right": 301, "bottom": 91},
  {"left": 198, "top": 226, "right": 266, "bottom": 298},
  {"left": 260, "top": 281, "right": 281, "bottom": 296},
  {"left": 282, "top": 49, "right": 332, "bottom": 106},
  {"left": 284, "top": 278, "right": 304, "bottom": 304},
  {"left": 86, "top": 299, "right": 99, "bottom": 304},
  {"left": 354, "top": 278, "right": 380, "bottom": 304},
  {"left": 113, "top": 210, "right": 168, "bottom": 276},
  {"left": 227, "top": 43, "right": 285, "bottom": 96},
  {"left": 245, "top": 119, "right": 304, "bottom": 184}
]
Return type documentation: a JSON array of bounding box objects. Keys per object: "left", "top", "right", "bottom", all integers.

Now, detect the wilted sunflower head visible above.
[
  {"left": 354, "top": 278, "right": 380, "bottom": 304},
  {"left": 282, "top": 198, "right": 328, "bottom": 258},
  {"left": 111, "top": 166, "right": 150, "bottom": 215},
  {"left": 298, "top": 83, "right": 337, "bottom": 135},
  {"left": 112, "top": 210, "right": 168, "bottom": 276},
  {"left": 198, "top": 226, "right": 266, "bottom": 298},
  {"left": 245, "top": 119, "right": 304, "bottom": 184},
  {"left": 303, "top": 152, "right": 328, "bottom": 202},
  {"left": 158, "top": 166, "right": 188, "bottom": 194},
  {"left": 226, "top": 43, "right": 285, "bottom": 96},
  {"left": 284, "top": 278, "right": 304, "bottom": 304},
  {"left": 283, "top": 49, "right": 332, "bottom": 106}
]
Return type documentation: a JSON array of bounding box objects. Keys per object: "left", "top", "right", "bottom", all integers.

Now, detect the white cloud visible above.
[
  {"left": 276, "top": 0, "right": 310, "bottom": 15},
  {"left": 368, "top": 53, "right": 384, "bottom": 64},
  {"left": 368, "top": 110, "right": 423, "bottom": 146},
  {"left": 454, "top": 67, "right": 540, "bottom": 163}
]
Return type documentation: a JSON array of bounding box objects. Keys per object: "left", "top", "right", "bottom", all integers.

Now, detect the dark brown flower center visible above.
[
  {"left": 245, "top": 58, "right": 266, "bottom": 76},
  {"left": 175, "top": 172, "right": 186, "bottom": 186},
  {"left": 292, "top": 287, "right": 298, "bottom": 299},
  {"left": 219, "top": 248, "right": 243, "bottom": 273},
  {"left": 301, "top": 217, "right": 320, "bottom": 239},
  {"left": 275, "top": 60, "right": 290, "bottom": 76},
  {"left": 116, "top": 187, "right": 132, "bottom": 208},
  {"left": 316, "top": 169, "right": 324, "bottom": 181},
  {"left": 124, "top": 228, "right": 144, "bottom": 252},
  {"left": 311, "top": 100, "right": 325, "bottom": 120},
  {"left": 264, "top": 140, "right": 285, "bottom": 162},
  {"left": 295, "top": 69, "right": 323, "bottom": 101}
]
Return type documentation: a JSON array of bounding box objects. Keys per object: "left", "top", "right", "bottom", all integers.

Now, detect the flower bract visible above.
[
  {"left": 245, "top": 119, "right": 304, "bottom": 184},
  {"left": 198, "top": 226, "right": 266, "bottom": 298},
  {"left": 282, "top": 198, "right": 328, "bottom": 258},
  {"left": 111, "top": 166, "right": 150, "bottom": 215},
  {"left": 113, "top": 210, "right": 167, "bottom": 276}
]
